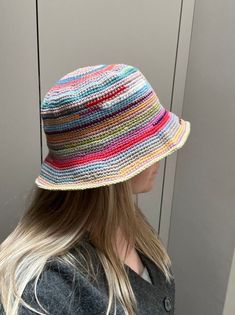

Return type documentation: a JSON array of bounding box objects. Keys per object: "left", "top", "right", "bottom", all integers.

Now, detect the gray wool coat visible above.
[{"left": 0, "top": 239, "right": 175, "bottom": 315}]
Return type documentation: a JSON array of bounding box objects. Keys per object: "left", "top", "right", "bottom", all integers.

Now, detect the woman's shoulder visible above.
[
  {"left": 19, "top": 236, "right": 114, "bottom": 314},
  {"left": 19, "top": 258, "right": 81, "bottom": 315},
  {"left": 19, "top": 242, "right": 101, "bottom": 315},
  {"left": 22, "top": 240, "right": 98, "bottom": 290},
  {"left": 0, "top": 259, "right": 74, "bottom": 315}
]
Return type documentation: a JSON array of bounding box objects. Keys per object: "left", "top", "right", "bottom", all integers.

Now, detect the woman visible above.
[{"left": 0, "top": 63, "right": 191, "bottom": 315}]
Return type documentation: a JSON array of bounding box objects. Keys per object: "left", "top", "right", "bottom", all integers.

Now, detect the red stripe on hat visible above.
[{"left": 85, "top": 85, "right": 126, "bottom": 108}]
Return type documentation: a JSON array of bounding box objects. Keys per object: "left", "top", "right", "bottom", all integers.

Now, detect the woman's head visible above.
[{"left": 0, "top": 63, "right": 190, "bottom": 315}]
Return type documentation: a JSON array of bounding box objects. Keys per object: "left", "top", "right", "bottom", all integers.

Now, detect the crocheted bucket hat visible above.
[{"left": 35, "top": 64, "right": 191, "bottom": 190}]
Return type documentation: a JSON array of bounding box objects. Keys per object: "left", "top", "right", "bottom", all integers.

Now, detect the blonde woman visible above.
[{"left": 0, "top": 64, "right": 191, "bottom": 315}]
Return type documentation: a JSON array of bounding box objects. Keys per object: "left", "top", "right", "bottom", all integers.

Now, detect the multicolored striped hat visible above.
[{"left": 35, "top": 64, "right": 191, "bottom": 190}]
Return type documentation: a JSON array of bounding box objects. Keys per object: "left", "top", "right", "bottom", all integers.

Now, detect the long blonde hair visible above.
[{"left": 0, "top": 179, "right": 173, "bottom": 315}]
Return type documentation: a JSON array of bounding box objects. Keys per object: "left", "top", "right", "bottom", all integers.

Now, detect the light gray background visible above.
[
  {"left": 0, "top": 1, "right": 234, "bottom": 314},
  {"left": 168, "top": 0, "right": 235, "bottom": 314}
]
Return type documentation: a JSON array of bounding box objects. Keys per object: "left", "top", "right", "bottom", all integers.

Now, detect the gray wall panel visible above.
[
  {"left": 0, "top": 1, "right": 40, "bottom": 239},
  {"left": 168, "top": 0, "right": 235, "bottom": 314}
]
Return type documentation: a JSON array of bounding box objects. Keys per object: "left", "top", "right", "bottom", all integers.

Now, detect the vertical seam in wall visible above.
[
  {"left": 182, "top": 0, "right": 197, "bottom": 108},
  {"left": 170, "top": 0, "right": 184, "bottom": 112},
  {"left": 158, "top": 0, "right": 184, "bottom": 239},
  {"left": 35, "top": 0, "right": 42, "bottom": 164}
]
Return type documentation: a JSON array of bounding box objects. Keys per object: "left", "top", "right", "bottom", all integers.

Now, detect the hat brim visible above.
[{"left": 35, "top": 111, "right": 190, "bottom": 190}]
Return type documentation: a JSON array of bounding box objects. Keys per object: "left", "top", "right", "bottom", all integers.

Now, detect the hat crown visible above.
[{"left": 41, "top": 64, "right": 162, "bottom": 155}]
